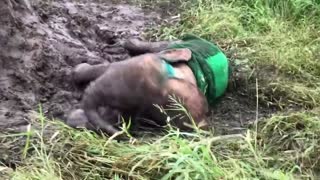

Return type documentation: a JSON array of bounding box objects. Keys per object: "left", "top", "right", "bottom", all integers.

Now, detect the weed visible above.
[{"left": 1, "top": 107, "right": 319, "bottom": 179}]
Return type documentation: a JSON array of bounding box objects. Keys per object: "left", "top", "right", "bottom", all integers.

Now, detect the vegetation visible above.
[
  {"left": 152, "top": 0, "right": 320, "bottom": 109},
  {"left": 1, "top": 0, "right": 320, "bottom": 179}
]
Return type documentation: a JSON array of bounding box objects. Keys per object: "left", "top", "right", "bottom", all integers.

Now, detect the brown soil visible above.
[
  {"left": 0, "top": 0, "right": 273, "bottom": 135},
  {"left": 0, "top": 0, "right": 160, "bottom": 130}
]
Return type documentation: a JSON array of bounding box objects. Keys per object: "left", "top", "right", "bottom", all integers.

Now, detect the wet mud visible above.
[
  {"left": 0, "top": 0, "right": 160, "bottom": 130},
  {"left": 0, "top": 0, "right": 272, "bottom": 135}
]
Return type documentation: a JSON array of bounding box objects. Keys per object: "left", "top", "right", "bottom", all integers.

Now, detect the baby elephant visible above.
[{"left": 67, "top": 50, "right": 209, "bottom": 136}]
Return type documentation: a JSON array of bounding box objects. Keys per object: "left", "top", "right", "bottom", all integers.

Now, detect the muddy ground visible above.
[{"left": 0, "top": 0, "right": 272, "bottom": 136}]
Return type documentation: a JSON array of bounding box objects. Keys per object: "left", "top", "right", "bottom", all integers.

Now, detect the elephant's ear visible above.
[{"left": 157, "top": 48, "right": 192, "bottom": 62}]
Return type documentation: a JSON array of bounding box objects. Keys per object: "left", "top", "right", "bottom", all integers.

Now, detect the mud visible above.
[
  {"left": 0, "top": 0, "right": 272, "bottom": 135},
  {"left": 0, "top": 0, "right": 159, "bottom": 129}
]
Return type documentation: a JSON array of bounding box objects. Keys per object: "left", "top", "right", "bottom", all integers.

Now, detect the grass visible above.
[
  {"left": 1, "top": 108, "right": 320, "bottom": 179},
  {"left": 2, "top": 0, "right": 320, "bottom": 179}
]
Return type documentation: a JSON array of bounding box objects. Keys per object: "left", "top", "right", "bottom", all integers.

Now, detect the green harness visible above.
[{"left": 165, "top": 34, "right": 230, "bottom": 106}]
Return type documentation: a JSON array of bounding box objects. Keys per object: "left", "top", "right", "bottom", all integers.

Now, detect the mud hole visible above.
[{"left": 0, "top": 0, "right": 272, "bottom": 137}]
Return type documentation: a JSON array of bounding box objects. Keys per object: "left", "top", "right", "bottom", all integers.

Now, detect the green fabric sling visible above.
[{"left": 166, "top": 34, "right": 230, "bottom": 106}]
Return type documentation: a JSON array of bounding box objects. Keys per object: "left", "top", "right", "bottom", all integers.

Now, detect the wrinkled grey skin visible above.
[{"left": 67, "top": 39, "right": 209, "bottom": 138}]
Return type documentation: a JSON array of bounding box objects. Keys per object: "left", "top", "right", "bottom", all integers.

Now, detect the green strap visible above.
[
  {"left": 166, "top": 34, "right": 230, "bottom": 106},
  {"left": 161, "top": 59, "right": 178, "bottom": 78},
  {"left": 206, "top": 52, "right": 229, "bottom": 98},
  {"left": 164, "top": 62, "right": 176, "bottom": 78}
]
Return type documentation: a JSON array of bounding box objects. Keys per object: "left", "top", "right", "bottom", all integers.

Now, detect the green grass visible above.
[
  {"left": 2, "top": 108, "right": 319, "bottom": 179},
  {"left": 2, "top": 0, "right": 320, "bottom": 179}
]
